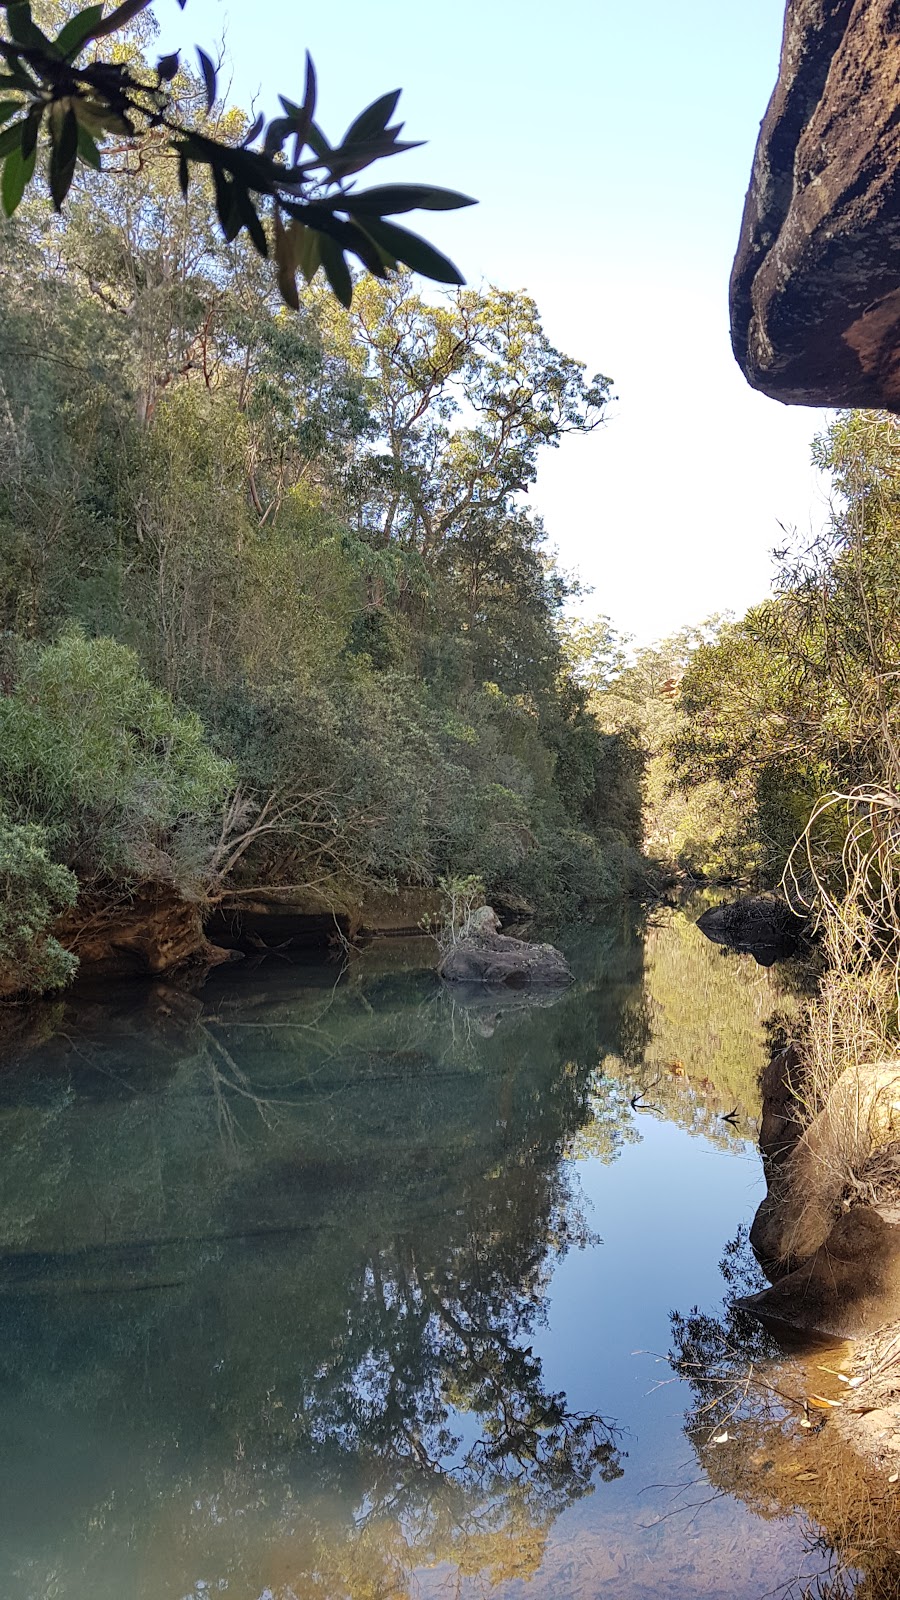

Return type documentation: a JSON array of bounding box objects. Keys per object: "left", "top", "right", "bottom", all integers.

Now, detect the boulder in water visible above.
[
  {"left": 741, "top": 1206, "right": 900, "bottom": 1340},
  {"left": 696, "top": 893, "right": 807, "bottom": 966},
  {"left": 439, "top": 930, "right": 572, "bottom": 988}
]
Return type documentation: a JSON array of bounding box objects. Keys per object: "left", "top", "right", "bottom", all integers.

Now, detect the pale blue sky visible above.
[{"left": 159, "top": 0, "right": 828, "bottom": 643}]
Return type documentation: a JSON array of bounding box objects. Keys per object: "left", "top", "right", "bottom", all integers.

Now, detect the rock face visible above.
[
  {"left": 55, "top": 887, "right": 233, "bottom": 983},
  {"left": 695, "top": 894, "right": 806, "bottom": 966},
  {"left": 759, "top": 1043, "right": 805, "bottom": 1173},
  {"left": 745, "top": 1056, "right": 900, "bottom": 1337},
  {"left": 741, "top": 1205, "right": 900, "bottom": 1339},
  {"left": 753, "top": 1061, "right": 900, "bottom": 1269},
  {"left": 438, "top": 931, "right": 573, "bottom": 987},
  {"left": 731, "top": 0, "right": 900, "bottom": 409},
  {"left": 208, "top": 885, "right": 442, "bottom": 952}
]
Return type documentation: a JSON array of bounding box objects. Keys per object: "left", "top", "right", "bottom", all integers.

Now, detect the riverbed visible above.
[{"left": 0, "top": 905, "right": 870, "bottom": 1598}]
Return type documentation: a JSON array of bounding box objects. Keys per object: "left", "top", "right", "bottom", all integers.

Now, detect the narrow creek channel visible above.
[{"left": 0, "top": 905, "right": 874, "bottom": 1598}]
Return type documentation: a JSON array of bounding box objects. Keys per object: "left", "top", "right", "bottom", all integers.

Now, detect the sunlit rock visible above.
[
  {"left": 755, "top": 1061, "right": 900, "bottom": 1269},
  {"left": 741, "top": 1205, "right": 900, "bottom": 1337}
]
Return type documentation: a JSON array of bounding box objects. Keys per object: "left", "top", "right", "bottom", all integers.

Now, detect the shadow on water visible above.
[{"left": 0, "top": 901, "right": 863, "bottom": 1600}]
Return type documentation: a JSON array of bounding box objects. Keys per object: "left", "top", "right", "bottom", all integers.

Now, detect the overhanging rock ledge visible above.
[{"left": 731, "top": 0, "right": 900, "bottom": 409}]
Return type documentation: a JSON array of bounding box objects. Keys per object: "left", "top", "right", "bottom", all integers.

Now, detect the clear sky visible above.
[{"left": 158, "top": 0, "right": 830, "bottom": 644}]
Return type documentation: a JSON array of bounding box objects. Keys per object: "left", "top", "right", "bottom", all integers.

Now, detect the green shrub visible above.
[
  {"left": 0, "top": 630, "right": 233, "bottom": 889},
  {"left": 507, "top": 824, "right": 642, "bottom": 920},
  {"left": 0, "top": 813, "right": 77, "bottom": 994}
]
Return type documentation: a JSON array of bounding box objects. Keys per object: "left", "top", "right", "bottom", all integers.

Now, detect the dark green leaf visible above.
[
  {"left": 76, "top": 121, "right": 101, "bottom": 170},
  {"left": 289, "top": 52, "right": 317, "bottom": 159},
  {"left": 20, "top": 107, "right": 39, "bottom": 160},
  {"left": 212, "top": 163, "right": 240, "bottom": 242},
  {"left": 2, "top": 136, "right": 35, "bottom": 216},
  {"left": 302, "top": 52, "right": 317, "bottom": 121},
  {"left": 339, "top": 221, "right": 391, "bottom": 279},
  {"left": 273, "top": 211, "right": 299, "bottom": 309},
  {"left": 318, "top": 235, "right": 352, "bottom": 308},
  {"left": 322, "top": 135, "right": 423, "bottom": 182},
  {"left": 342, "top": 89, "right": 401, "bottom": 148},
  {"left": 295, "top": 222, "right": 321, "bottom": 283},
  {"left": 360, "top": 218, "right": 464, "bottom": 285},
  {"left": 241, "top": 111, "right": 264, "bottom": 147},
  {"left": 196, "top": 47, "right": 217, "bottom": 112},
  {"left": 52, "top": 104, "right": 78, "bottom": 168},
  {"left": 352, "top": 221, "right": 397, "bottom": 275},
  {"left": 177, "top": 149, "right": 189, "bottom": 196},
  {"left": 344, "top": 184, "right": 477, "bottom": 216},
  {"left": 233, "top": 183, "right": 268, "bottom": 258},
  {"left": 6, "top": 3, "right": 52, "bottom": 52},
  {"left": 286, "top": 204, "right": 390, "bottom": 279},
  {"left": 49, "top": 150, "right": 76, "bottom": 208},
  {"left": 0, "top": 101, "right": 21, "bottom": 129},
  {"left": 303, "top": 121, "right": 331, "bottom": 161},
  {"left": 55, "top": 4, "right": 104, "bottom": 60},
  {"left": 0, "top": 120, "right": 23, "bottom": 163},
  {"left": 0, "top": 56, "right": 38, "bottom": 92},
  {"left": 49, "top": 107, "right": 78, "bottom": 208},
  {"left": 156, "top": 50, "right": 180, "bottom": 81},
  {"left": 263, "top": 116, "right": 293, "bottom": 156}
]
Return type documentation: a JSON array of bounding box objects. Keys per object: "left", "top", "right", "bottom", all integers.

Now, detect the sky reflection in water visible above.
[{"left": 0, "top": 907, "right": 837, "bottom": 1599}]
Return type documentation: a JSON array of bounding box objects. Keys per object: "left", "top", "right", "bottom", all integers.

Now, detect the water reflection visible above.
[
  {"left": 670, "top": 1228, "right": 900, "bottom": 1598},
  {"left": 0, "top": 905, "right": 801, "bottom": 1599}
]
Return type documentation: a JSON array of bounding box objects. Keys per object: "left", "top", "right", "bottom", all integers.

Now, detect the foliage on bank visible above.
[
  {"left": 0, "top": 32, "right": 644, "bottom": 994},
  {"left": 668, "top": 413, "right": 900, "bottom": 1167}
]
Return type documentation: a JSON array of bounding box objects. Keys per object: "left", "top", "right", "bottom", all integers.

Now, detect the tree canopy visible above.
[{"left": 0, "top": 55, "right": 641, "bottom": 993}]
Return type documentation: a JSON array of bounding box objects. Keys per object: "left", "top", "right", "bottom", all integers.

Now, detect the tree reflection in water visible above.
[
  {"left": 0, "top": 905, "right": 799, "bottom": 1599},
  {"left": 0, "top": 934, "right": 636, "bottom": 1599},
  {"left": 670, "top": 1230, "right": 900, "bottom": 1600}
]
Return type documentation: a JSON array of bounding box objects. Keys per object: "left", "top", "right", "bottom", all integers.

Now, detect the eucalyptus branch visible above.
[{"left": 0, "top": 1, "right": 476, "bottom": 309}]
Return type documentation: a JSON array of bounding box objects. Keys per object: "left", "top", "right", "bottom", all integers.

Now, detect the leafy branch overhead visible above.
[{"left": 0, "top": 0, "right": 476, "bottom": 306}]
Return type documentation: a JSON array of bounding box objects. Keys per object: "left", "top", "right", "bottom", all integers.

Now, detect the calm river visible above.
[{"left": 0, "top": 906, "right": 870, "bottom": 1598}]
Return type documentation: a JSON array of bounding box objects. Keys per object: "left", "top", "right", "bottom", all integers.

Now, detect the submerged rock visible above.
[
  {"left": 438, "top": 931, "right": 573, "bottom": 988},
  {"left": 731, "top": 0, "right": 900, "bottom": 408},
  {"left": 696, "top": 893, "right": 806, "bottom": 966}
]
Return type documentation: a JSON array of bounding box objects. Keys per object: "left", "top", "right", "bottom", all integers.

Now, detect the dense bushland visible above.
[
  {"left": 0, "top": 72, "right": 644, "bottom": 991},
  {"left": 670, "top": 414, "right": 900, "bottom": 890},
  {"left": 665, "top": 413, "right": 900, "bottom": 1156}
]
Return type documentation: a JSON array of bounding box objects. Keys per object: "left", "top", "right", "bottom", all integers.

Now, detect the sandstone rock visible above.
[
  {"left": 759, "top": 1043, "right": 805, "bottom": 1172},
  {"left": 731, "top": 0, "right": 900, "bottom": 408},
  {"left": 466, "top": 906, "right": 502, "bottom": 935},
  {"left": 55, "top": 886, "right": 234, "bottom": 983},
  {"left": 696, "top": 894, "right": 806, "bottom": 966},
  {"left": 438, "top": 931, "right": 573, "bottom": 987},
  {"left": 740, "top": 1205, "right": 900, "bottom": 1339},
  {"left": 208, "top": 885, "right": 441, "bottom": 951},
  {"left": 752, "top": 1061, "right": 900, "bottom": 1268}
]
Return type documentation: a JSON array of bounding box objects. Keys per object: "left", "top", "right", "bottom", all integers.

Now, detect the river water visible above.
[{"left": 0, "top": 905, "right": 864, "bottom": 1599}]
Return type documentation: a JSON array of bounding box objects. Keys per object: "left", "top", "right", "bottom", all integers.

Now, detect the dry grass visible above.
[{"left": 772, "top": 791, "right": 900, "bottom": 1237}]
